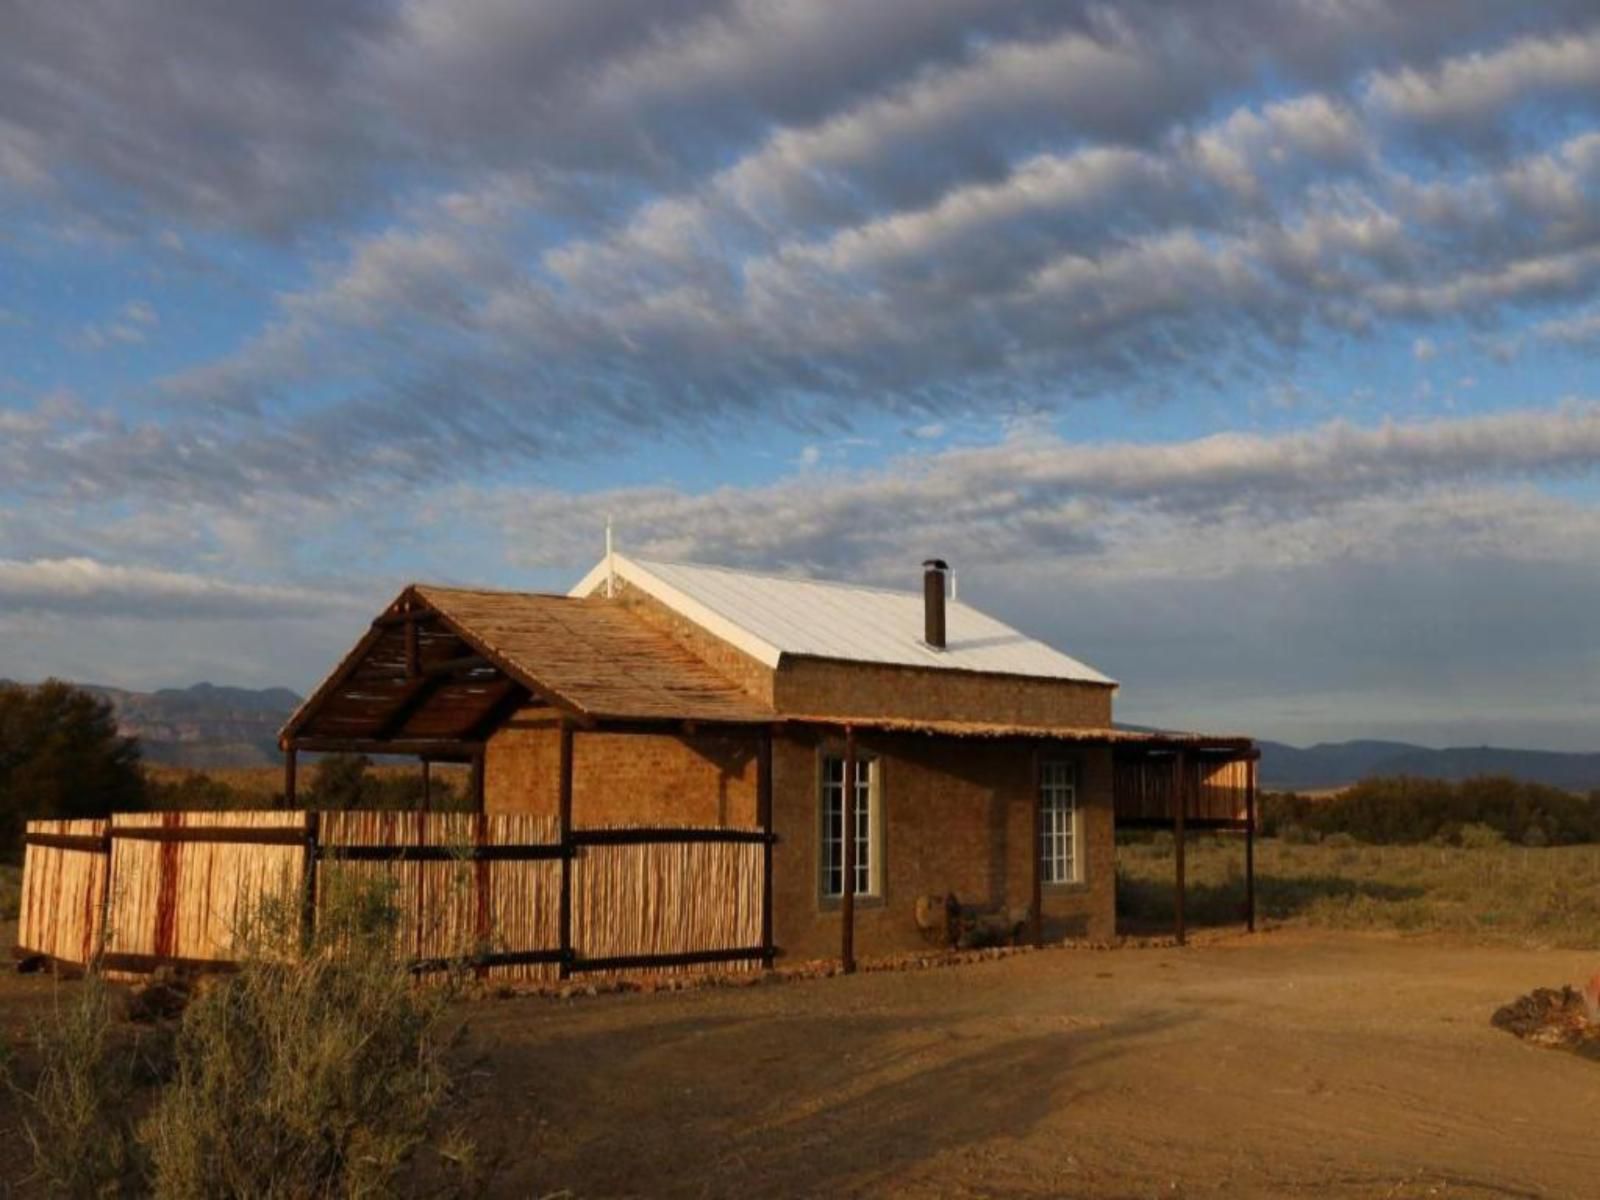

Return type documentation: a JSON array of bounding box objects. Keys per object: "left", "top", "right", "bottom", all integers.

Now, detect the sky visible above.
[{"left": 3, "top": 1, "right": 1600, "bottom": 751}]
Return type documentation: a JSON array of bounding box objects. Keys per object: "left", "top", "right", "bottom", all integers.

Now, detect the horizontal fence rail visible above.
[{"left": 16, "top": 810, "right": 774, "bottom": 984}]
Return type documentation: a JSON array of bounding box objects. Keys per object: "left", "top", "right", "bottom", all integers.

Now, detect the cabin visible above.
[{"left": 280, "top": 554, "right": 1257, "bottom": 967}]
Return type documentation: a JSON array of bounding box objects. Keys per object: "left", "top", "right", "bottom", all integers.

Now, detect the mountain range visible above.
[
  {"left": 79, "top": 681, "right": 304, "bottom": 768},
  {"left": 9, "top": 681, "right": 1599, "bottom": 789}
]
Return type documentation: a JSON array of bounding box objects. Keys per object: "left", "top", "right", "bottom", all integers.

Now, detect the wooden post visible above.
[
  {"left": 558, "top": 721, "right": 574, "bottom": 980},
  {"left": 420, "top": 758, "right": 432, "bottom": 812},
  {"left": 1245, "top": 757, "right": 1256, "bottom": 934},
  {"left": 840, "top": 725, "right": 857, "bottom": 975},
  {"left": 1030, "top": 742, "right": 1043, "bottom": 948},
  {"left": 301, "top": 811, "right": 319, "bottom": 952},
  {"left": 283, "top": 746, "right": 298, "bottom": 809},
  {"left": 758, "top": 732, "right": 774, "bottom": 969},
  {"left": 470, "top": 750, "right": 485, "bottom": 812},
  {"left": 1174, "top": 752, "right": 1187, "bottom": 947}
]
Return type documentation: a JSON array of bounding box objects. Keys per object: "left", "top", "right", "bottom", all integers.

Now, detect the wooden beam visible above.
[
  {"left": 1030, "top": 742, "right": 1043, "bottom": 949},
  {"left": 420, "top": 654, "right": 493, "bottom": 679},
  {"left": 841, "top": 725, "right": 857, "bottom": 975},
  {"left": 462, "top": 681, "right": 530, "bottom": 742},
  {"left": 373, "top": 674, "right": 455, "bottom": 741},
  {"left": 1245, "top": 757, "right": 1257, "bottom": 934},
  {"left": 1174, "top": 751, "right": 1187, "bottom": 947},
  {"left": 557, "top": 721, "right": 574, "bottom": 980},
  {"left": 283, "top": 746, "right": 298, "bottom": 809},
  {"left": 758, "top": 732, "right": 774, "bottom": 969},
  {"left": 405, "top": 617, "right": 420, "bottom": 678},
  {"left": 370, "top": 608, "right": 440, "bottom": 629},
  {"left": 290, "top": 737, "right": 483, "bottom": 759}
]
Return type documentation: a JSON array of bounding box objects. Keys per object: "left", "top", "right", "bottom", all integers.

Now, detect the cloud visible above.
[{"left": 0, "top": 557, "right": 357, "bottom": 620}]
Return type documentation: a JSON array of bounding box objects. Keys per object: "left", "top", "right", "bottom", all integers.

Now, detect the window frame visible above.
[
  {"left": 817, "top": 748, "right": 883, "bottom": 903},
  {"left": 1038, "top": 759, "right": 1081, "bottom": 887}
]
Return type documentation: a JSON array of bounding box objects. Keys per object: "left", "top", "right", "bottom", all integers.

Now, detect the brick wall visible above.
[
  {"left": 775, "top": 657, "right": 1114, "bottom": 728},
  {"left": 770, "top": 731, "right": 1115, "bottom": 962},
  {"left": 484, "top": 709, "right": 759, "bottom": 827}
]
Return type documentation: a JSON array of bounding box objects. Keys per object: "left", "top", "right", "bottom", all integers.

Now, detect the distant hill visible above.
[
  {"left": 1258, "top": 740, "right": 1600, "bottom": 792},
  {"left": 78, "top": 682, "right": 302, "bottom": 768}
]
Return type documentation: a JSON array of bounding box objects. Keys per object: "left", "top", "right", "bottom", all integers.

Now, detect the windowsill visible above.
[
  {"left": 1042, "top": 879, "right": 1090, "bottom": 894},
  {"left": 818, "top": 894, "right": 886, "bottom": 913}
]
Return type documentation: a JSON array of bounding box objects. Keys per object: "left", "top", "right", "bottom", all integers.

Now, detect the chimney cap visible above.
[{"left": 922, "top": 558, "right": 949, "bottom": 571}]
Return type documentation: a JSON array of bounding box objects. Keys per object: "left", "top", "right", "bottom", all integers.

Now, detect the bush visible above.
[
  {"left": 1278, "top": 823, "right": 1321, "bottom": 845},
  {"left": 1260, "top": 776, "right": 1600, "bottom": 846},
  {"left": 13, "top": 882, "right": 475, "bottom": 1198},
  {"left": 1323, "top": 832, "right": 1358, "bottom": 849},
  {"left": 141, "top": 882, "right": 467, "bottom": 1198},
  {"left": 1458, "top": 822, "right": 1506, "bottom": 850},
  {"left": 10, "top": 976, "right": 152, "bottom": 1196},
  {"left": 309, "top": 754, "right": 463, "bottom": 811}
]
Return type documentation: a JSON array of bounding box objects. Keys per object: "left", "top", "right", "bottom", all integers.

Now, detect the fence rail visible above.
[{"left": 16, "top": 810, "right": 775, "bottom": 983}]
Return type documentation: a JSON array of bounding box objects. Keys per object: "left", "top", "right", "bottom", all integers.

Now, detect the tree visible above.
[{"left": 0, "top": 680, "right": 144, "bottom": 856}]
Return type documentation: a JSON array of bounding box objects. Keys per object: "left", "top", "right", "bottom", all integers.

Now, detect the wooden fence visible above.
[
  {"left": 16, "top": 810, "right": 771, "bottom": 982},
  {"left": 1112, "top": 754, "right": 1256, "bottom": 828}
]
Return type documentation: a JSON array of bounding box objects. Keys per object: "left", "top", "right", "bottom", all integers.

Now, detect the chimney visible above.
[{"left": 922, "top": 559, "right": 948, "bottom": 649}]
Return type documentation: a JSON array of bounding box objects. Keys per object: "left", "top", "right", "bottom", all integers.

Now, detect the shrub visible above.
[
  {"left": 12, "top": 881, "right": 475, "bottom": 1199},
  {"left": 1278, "top": 823, "right": 1321, "bottom": 845},
  {"left": 140, "top": 881, "right": 466, "bottom": 1199},
  {"left": 1323, "top": 832, "right": 1358, "bottom": 849},
  {"left": 1458, "top": 822, "right": 1506, "bottom": 850},
  {"left": 10, "top": 975, "right": 152, "bottom": 1196}
]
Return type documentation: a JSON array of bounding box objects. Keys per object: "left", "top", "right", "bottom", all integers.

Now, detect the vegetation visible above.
[
  {"left": 1260, "top": 775, "right": 1600, "bottom": 846},
  {"left": 10, "top": 883, "right": 477, "bottom": 1198},
  {"left": 0, "top": 680, "right": 144, "bottom": 857},
  {"left": 1118, "top": 834, "right": 1600, "bottom": 947},
  {"left": 306, "top": 753, "right": 463, "bottom": 811}
]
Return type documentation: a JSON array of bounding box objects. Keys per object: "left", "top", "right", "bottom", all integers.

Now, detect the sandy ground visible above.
[
  {"left": 462, "top": 930, "right": 1600, "bottom": 1198},
  {"left": 2, "top": 930, "right": 1597, "bottom": 1197}
]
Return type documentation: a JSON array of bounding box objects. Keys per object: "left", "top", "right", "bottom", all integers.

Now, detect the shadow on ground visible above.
[{"left": 1116, "top": 868, "right": 1425, "bottom": 932}]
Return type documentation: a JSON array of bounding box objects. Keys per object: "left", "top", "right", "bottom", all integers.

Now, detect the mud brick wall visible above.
[
  {"left": 484, "top": 710, "right": 760, "bottom": 827},
  {"left": 770, "top": 731, "right": 1116, "bottom": 962},
  {"left": 774, "top": 657, "right": 1114, "bottom": 728}
]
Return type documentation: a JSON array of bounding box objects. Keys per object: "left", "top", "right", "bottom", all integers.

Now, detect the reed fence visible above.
[{"left": 15, "top": 810, "right": 773, "bottom": 983}]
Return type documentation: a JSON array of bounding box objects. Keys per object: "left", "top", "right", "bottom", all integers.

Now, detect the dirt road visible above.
[{"left": 463, "top": 931, "right": 1600, "bottom": 1198}]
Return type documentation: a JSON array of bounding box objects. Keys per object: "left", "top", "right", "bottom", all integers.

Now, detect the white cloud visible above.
[{"left": 0, "top": 558, "right": 357, "bottom": 620}]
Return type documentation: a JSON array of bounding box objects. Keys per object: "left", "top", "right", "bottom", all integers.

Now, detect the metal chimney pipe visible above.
[{"left": 923, "top": 559, "right": 948, "bottom": 649}]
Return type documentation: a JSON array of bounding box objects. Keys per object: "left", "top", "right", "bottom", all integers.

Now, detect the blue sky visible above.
[{"left": 4, "top": 1, "right": 1600, "bottom": 750}]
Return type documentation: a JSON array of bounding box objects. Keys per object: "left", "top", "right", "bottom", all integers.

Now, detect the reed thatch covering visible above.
[
  {"left": 21, "top": 810, "right": 766, "bottom": 984},
  {"left": 103, "top": 811, "right": 309, "bottom": 972},
  {"left": 572, "top": 829, "right": 764, "bottom": 975},
  {"left": 318, "top": 810, "right": 562, "bottom": 982},
  {"left": 19, "top": 819, "right": 109, "bottom": 965}
]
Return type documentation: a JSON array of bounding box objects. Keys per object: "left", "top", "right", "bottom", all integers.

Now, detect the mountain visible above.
[
  {"left": 80, "top": 682, "right": 302, "bottom": 768},
  {"left": 1258, "top": 739, "right": 1600, "bottom": 792}
]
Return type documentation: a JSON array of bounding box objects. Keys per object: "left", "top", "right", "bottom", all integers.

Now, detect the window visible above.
[
  {"left": 1039, "top": 761, "right": 1078, "bottom": 884},
  {"left": 820, "top": 754, "right": 877, "bottom": 898}
]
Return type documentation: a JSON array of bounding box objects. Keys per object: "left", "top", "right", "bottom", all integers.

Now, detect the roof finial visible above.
[{"left": 605, "top": 515, "right": 616, "bottom": 598}]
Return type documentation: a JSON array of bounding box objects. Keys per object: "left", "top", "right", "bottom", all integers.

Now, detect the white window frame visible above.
[
  {"left": 819, "top": 752, "right": 880, "bottom": 900},
  {"left": 1039, "top": 760, "right": 1080, "bottom": 885}
]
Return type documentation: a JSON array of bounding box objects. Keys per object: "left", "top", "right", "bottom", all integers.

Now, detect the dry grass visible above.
[
  {"left": 1118, "top": 835, "right": 1600, "bottom": 947},
  {"left": 143, "top": 763, "right": 470, "bottom": 804}
]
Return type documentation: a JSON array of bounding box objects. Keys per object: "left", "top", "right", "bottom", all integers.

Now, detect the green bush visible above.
[
  {"left": 13, "top": 882, "right": 476, "bottom": 1198},
  {"left": 1261, "top": 776, "right": 1600, "bottom": 846},
  {"left": 10, "top": 976, "right": 153, "bottom": 1196},
  {"left": 1457, "top": 822, "right": 1506, "bottom": 850}
]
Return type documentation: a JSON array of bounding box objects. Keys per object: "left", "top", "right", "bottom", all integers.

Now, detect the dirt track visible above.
[{"left": 462, "top": 931, "right": 1600, "bottom": 1198}]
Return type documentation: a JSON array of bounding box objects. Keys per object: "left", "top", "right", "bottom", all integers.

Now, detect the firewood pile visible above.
[{"left": 1491, "top": 973, "right": 1600, "bottom": 1059}]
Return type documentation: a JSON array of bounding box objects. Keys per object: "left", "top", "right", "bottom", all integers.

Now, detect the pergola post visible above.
[
  {"left": 1030, "top": 741, "right": 1043, "bottom": 948},
  {"left": 1245, "top": 756, "right": 1257, "bottom": 933},
  {"left": 283, "top": 745, "right": 298, "bottom": 810},
  {"left": 841, "top": 724, "right": 857, "bottom": 975},
  {"left": 758, "top": 731, "right": 774, "bottom": 969},
  {"left": 420, "top": 758, "right": 432, "bottom": 812},
  {"left": 1173, "top": 751, "right": 1187, "bottom": 947},
  {"left": 558, "top": 721, "right": 574, "bottom": 980}
]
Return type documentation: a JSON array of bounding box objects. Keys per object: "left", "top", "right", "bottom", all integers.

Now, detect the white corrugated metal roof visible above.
[{"left": 568, "top": 554, "right": 1116, "bottom": 686}]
